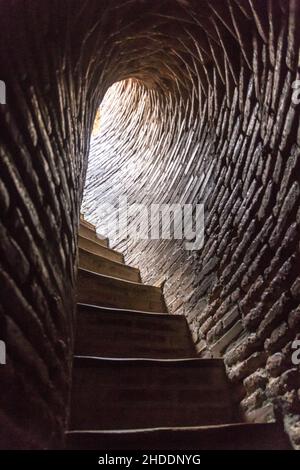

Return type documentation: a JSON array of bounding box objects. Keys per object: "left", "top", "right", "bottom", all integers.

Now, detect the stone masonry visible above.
[{"left": 0, "top": 0, "right": 300, "bottom": 449}]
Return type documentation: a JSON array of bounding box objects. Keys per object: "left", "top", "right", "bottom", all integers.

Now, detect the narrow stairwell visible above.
[{"left": 66, "top": 216, "right": 291, "bottom": 450}]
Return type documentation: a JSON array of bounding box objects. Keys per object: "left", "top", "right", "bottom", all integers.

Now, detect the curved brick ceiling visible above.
[{"left": 0, "top": 0, "right": 299, "bottom": 448}]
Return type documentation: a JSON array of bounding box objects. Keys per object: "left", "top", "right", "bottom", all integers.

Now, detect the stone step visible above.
[
  {"left": 79, "top": 248, "right": 140, "bottom": 282},
  {"left": 66, "top": 422, "right": 291, "bottom": 450},
  {"left": 75, "top": 303, "right": 197, "bottom": 358},
  {"left": 78, "top": 236, "right": 124, "bottom": 263},
  {"left": 80, "top": 215, "right": 95, "bottom": 231},
  {"left": 77, "top": 268, "right": 167, "bottom": 313},
  {"left": 79, "top": 224, "right": 108, "bottom": 248},
  {"left": 70, "top": 357, "right": 236, "bottom": 430}
]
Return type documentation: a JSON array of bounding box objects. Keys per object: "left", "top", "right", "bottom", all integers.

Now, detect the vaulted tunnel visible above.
[{"left": 0, "top": 0, "right": 300, "bottom": 449}]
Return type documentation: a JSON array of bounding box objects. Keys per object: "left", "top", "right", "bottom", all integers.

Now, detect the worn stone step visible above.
[
  {"left": 70, "top": 357, "right": 236, "bottom": 430},
  {"left": 75, "top": 303, "right": 197, "bottom": 358},
  {"left": 78, "top": 236, "right": 124, "bottom": 263},
  {"left": 79, "top": 224, "right": 108, "bottom": 247},
  {"left": 80, "top": 215, "right": 95, "bottom": 231},
  {"left": 77, "top": 268, "right": 167, "bottom": 313},
  {"left": 79, "top": 248, "right": 140, "bottom": 282},
  {"left": 66, "top": 422, "right": 291, "bottom": 450}
]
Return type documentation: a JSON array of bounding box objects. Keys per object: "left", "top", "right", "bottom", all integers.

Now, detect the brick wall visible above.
[
  {"left": 0, "top": 0, "right": 91, "bottom": 448},
  {"left": 0, "top": 0, "right": 299, "bottom": 449}
]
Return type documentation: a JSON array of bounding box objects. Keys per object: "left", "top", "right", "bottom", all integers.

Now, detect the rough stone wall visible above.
[
  {"left": 0, "top": 0, "right": 94, "bottom": 448},
  {"left": 0, "top": 0, "right": 299, "bottom": 449}
]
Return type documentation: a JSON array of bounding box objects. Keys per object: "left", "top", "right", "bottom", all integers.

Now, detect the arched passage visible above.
[{"left": 0, "top": 0, "right": 299, "bottom": 448}]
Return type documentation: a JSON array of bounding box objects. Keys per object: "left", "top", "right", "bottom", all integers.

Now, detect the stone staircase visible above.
[{"left": 66, "top": 216, "right": 290, "bottom": 450}]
